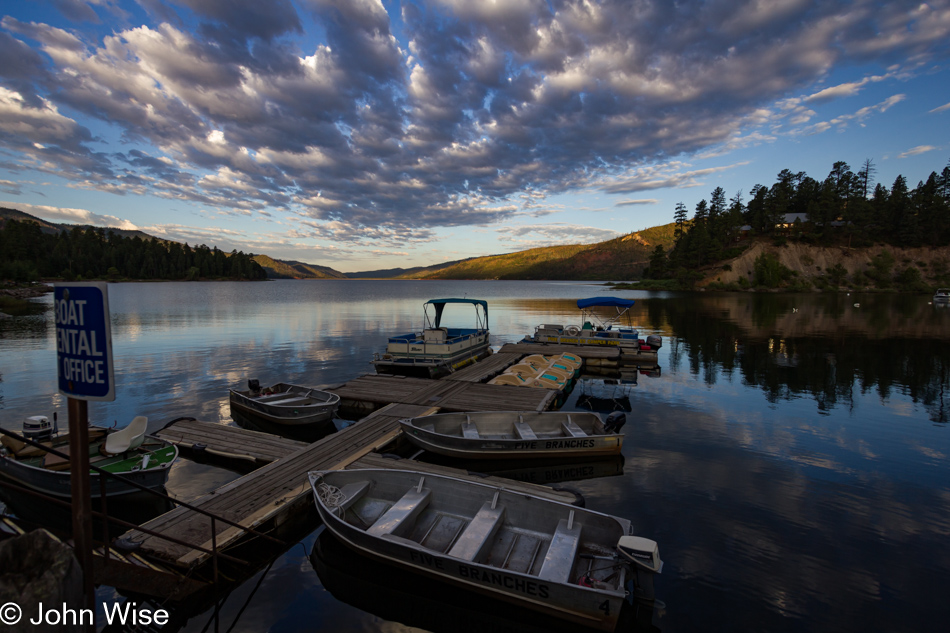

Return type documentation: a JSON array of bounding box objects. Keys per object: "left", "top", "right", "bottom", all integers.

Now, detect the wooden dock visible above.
[
  {"left": 155, "top": 418, "right": 308, "bottom": 464},
  {"left": 499, "top": 342, "right": 622, "bottom": 361},
  {"left": 119, "top": 402, "right": 429, "bottom": 570},
  {"left": 444, "top": 351, "right": 521, "bottom": 382},
  {"left": 329, "top": 373, "right": 559, "bottom": 412}
]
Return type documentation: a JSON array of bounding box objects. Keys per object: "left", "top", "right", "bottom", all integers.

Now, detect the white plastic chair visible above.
[{"left": 103, "top": 416, "right": 148, "bottom": 455}]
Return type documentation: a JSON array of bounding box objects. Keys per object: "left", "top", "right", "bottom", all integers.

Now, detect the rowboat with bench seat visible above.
[
  {"left": 309, "top": 468, "right": 661, "bottom": 631},
  {"left": 0, "top": 415, "right": 178, "bottom": 497},
  {"left": 398, "top": 411, "right": 626, "bottom": 459},
  {"left": 229, "top": 380, "right": 341, "bottom": 427}
]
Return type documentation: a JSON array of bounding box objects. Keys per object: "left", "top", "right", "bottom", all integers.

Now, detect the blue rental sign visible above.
[{"left": 54, "top": 282, "right": 115, "bottom": 401}]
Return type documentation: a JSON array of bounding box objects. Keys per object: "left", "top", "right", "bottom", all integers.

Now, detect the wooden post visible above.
[{"left": 68, "top": 396, "right": 95, "bottom": 629}]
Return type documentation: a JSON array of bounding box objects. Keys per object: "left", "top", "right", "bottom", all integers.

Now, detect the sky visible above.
[{"left": 0, "top": 1, "right": 949, "bottom": 273}]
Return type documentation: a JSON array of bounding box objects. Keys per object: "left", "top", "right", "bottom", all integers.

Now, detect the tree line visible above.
[
  {"left": 0, "top": 220, "right": 266, "bottom": 282},
  {"left": 645, "top": 158, "right": 950, "bottom": 285}
]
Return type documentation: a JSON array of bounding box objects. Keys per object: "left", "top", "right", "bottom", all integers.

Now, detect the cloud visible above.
[
  {"left": 600, "top": 161, "right": 751, "bottom": 194},
  {"left": 0, "top": 0, "right": 948, "bottom": 239},
  {"left": 803, "top": 73, "right": 892, "bottom": 102},
  {"left": 2, "top": 201, "right": 139, "bottom": 229},
  {"left": 794, "top": 94, "right": 906, "bottom": 135},
  {"left": 615, "top": 199, "right": 659, "bottom": 207},
  {"left": 495, "top": 223, "right": 621, "bottom": 249},
  {"left": 930, "top": 102, "right": 950, "bottom": 113},
  {"left": 897, "top": 145, "right": 937, "bottom": 158}
]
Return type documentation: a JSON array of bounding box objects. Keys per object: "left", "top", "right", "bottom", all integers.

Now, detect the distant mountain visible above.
[
  {"left": 2, "top": 205, "right": 677, "bottom": 281},
  {"left": 346, "top": 259, "right": 469, "bottom": 279},
  {"left": 0, "top": 207, "right": 168, "bottom": 243},
  {"left": 252, "top": 254, "right": 347, "bottom": 279},
  {"left": 395, "top": 224, "right": 677, "bottom": 280}
]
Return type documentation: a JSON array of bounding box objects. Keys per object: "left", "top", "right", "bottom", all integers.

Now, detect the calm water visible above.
[{"left": 2, "top": 280, "right": 949, "bottom": 632}]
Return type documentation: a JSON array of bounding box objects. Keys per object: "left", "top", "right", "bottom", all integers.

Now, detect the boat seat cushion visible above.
[
  {"left": 514, "top": 421, "right": 538, "bottom": 440},
  {"left": 104, "top": 416, "right": 148, "bottom": 455},
  {"left": 448, "top": 501, "right": 506, "bottom": 561},
  {"left": 538, "top": 518, "right": 582, "bottom": 583},
  {"left": 367, "top": 487, "right": 431, "bottom": 537}
]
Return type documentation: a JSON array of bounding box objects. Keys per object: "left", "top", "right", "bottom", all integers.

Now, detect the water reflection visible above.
[{"left": 652, "top": 293, "right": 950, "bottom": 422}]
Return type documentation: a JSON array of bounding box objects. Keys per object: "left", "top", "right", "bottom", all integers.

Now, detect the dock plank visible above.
[
  {"left": 499, "top": 342, "right": 622, "bottom": 359},
  {"left": 155, "top": 419, "right": 308, "bottom": 464},
  {"left": 445, "top": 352, "right": 521, "bottom": 382},
  {"left": 329, "top": 375, "right": 554, "bottom": 412}
]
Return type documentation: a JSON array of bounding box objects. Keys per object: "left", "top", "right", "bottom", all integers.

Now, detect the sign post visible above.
[{"left": 54, "top": 282, "right": 115, "bottom": 625}]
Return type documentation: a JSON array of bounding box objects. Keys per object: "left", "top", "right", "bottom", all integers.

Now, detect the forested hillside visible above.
[
  {"left": 646, "top": 158, "right": 950, "bottom": 290},
  {"left": 403, "top": 224, "right": 676, "bottom": 280},
  {"left": 0, "top": 219, "right": 266, "bottom": 281},
  {"left": 252, "top": 255, "right": 346, "bottom": 279}
]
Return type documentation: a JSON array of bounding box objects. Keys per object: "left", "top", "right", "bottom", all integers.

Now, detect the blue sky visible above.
[{"left": 1, "top": 0, "right": 948, "bottom": 272}]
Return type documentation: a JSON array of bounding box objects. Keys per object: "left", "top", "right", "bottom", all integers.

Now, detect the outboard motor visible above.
[
  {"left": 604, "top": 411, "right": 626, "bottom": 433},
  {"left": 646, "top": 334, "right": 662, "bottom": 349},
  {"left": 248, "top": 379, "right": 261, "bottom": 396},
  {"left": 22, "top": 415, "right": 53, "bottom": 442},
  {"left": 617, "top": 535, "right": 663, "bottom": 605}
]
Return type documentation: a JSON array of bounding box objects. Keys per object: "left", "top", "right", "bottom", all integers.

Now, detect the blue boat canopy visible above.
[
  {"left": 424, "top": 298, "right": 489, "bottom": 328},
  {"left": 576, "top": 297, "right": 635, "bottom": 309}
]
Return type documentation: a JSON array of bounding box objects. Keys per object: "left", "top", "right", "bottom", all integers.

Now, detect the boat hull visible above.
[
  {"left": 399, "top": 411, "right": 623, "bottom": 459},
  {"left": 309, "top": 469, "right": 633, "bottom": 632},
  {"left": 0, "top": 441, "right": 177, "bottom": 498},
  {"left": 229, "top": 383, "right": 340, "bottom": 427},
  {"left": 373, "top": 344, "right": 492, "bottom": 379}
]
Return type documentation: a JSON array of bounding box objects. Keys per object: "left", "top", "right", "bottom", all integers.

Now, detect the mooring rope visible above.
[{"left": 316, "top": 481, "right": 346, "bottom": 508}]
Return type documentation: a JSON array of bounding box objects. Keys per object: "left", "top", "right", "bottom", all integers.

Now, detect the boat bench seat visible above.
[
  {"left": 253, "top": 392, "right": 296, "bottom": 402},
  {"left": 514, "top": 420, "right": 538, "bottom": 440},
  {"left": 562, "top": 418, "right": 588, "bottom": 438},
  {"left": 538, "top": 518, "right": 582, "bottom": 583},
  {"left": 448, "top": 501, "right": 506, "bottom": 561},
  {"left": 367, "top": 487, "right": 431, "bottom": 537},
  {"left": 333, "top": 481, "right": 371, "bottom": 514},
  {"left": 461, "top": 421, "right": 480, "bottom": 439},
  {"left": 265, "top": 396, "right": 309, "bottom": 406}
]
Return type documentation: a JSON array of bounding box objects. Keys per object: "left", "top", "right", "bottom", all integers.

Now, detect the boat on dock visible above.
[
  {"left": 373, "top": 299, "right": 491, "bottom": 379},
  {"left": 308, "top": 468, "right": 661, "bottom": 631},
  {"left": 229, "top": 380, "right": 341, "bottom": 428},
  {"left": 523, "top": 298, "right": 660, "bottom": 360},
  {"left": 398, "top": 411, "right": 626, "bottom": 459},
  {"left": 0, "top": 415, "right": 178, "bottom": 498}
]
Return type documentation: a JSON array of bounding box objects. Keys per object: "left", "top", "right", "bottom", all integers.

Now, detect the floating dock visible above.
[
  {"left": 156, "top": 418, "right": 308, "bottom": 465},
  {"left": 330, "top": 373, "right": 559, "bottom": 414}
]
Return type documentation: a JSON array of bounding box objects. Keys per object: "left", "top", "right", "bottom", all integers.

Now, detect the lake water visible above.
[{"left": 1, "top": 280, "right": 949, "bottom": 632}]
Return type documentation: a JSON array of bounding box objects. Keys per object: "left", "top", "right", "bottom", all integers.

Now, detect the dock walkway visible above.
[
  {"left": 330, "top": 374, "right": 558, "bottom": 412},
  {"left": 155, "top": 418, "right": 308, "bottom": 464},
  {"left": 120, "top": 402, "right": 432, "bottom": 569}
]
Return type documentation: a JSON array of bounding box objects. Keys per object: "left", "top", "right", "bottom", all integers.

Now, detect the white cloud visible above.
[
  {"left": 897, "top": 145, "right": 938, "bottom": 158},
  {"left": 2, "top": 201, "right": 139, "bottom": 229}
]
